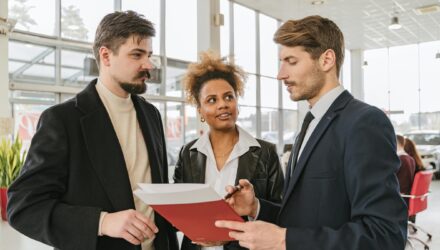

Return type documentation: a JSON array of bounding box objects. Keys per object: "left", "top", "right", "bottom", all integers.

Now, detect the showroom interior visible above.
[{"left": 0, "top": 0, "right": 439, "bottom": 249}]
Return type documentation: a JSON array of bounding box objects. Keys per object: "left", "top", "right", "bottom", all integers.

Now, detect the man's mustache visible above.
[{"left": 136, "top": 71, "right": 151, "bottom": 80}]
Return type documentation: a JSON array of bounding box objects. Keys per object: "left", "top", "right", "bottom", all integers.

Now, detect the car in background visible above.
[{"left": 404, "top": 130, "right": 440, "bottom": 179}]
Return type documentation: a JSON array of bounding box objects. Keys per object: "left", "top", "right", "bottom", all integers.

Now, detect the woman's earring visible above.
[{"left": 201, "top": 117, "right": 205, "bottom": 122}]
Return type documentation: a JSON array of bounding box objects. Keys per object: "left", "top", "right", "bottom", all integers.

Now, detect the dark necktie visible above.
[{"left": 287, "top": 111, "right": 315, "bottom": 177}]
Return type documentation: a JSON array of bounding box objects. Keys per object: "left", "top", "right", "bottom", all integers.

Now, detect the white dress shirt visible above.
[{"left": 190, "top": 126, "right": 260, "bottom": 250}]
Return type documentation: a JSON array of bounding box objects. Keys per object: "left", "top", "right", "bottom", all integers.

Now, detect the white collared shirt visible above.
[
  {"left": 191, "top": 126, "right": 260, "bottom": 250},
  {"left": 298, "top": 85, "right": 345, "bottom": 160}
]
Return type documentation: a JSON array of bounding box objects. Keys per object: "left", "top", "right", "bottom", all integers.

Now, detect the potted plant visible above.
[{"left": 0, "top": 135, "right": 26, "bottom": 221}]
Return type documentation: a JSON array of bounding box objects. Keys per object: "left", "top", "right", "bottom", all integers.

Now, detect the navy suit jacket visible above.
[
  {"left": 258, "top": 91, "right": 407, "bottom": 249},
  {"left": 7, "top": 79, "right": 178, "bottom": 250}
]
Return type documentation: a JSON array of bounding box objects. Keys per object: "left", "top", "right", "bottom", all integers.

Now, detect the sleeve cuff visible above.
[
  {"left": 247, "top": 198, "right": 260, "bottom": 221},
  {"left": 98, "top": 211, "right": 108, "bottom": 236}
]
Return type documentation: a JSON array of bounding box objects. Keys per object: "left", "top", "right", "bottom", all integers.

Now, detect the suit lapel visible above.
[
  {"left": 132, "top": 96, "right": 163, "bottom": 183},
  {"left": 77, "top": 80, "right": 134, "bottom": 210},
  {"left": 280, "top": 91, "right": 353, "bottom": 210},
  {"left": 235, "top": 147, "right": 259, "bottom": 185}
]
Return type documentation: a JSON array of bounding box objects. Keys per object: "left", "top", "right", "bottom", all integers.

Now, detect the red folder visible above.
[{"left": 134, "top": 184, "right": 244, "bottom": 242}]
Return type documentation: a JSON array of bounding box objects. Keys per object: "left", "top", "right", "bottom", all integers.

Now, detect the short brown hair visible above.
[
  {"left": 274, "top": 15, "right": 345, "bottom": 77},
  {"left": 183, "top": 51, "right": 246, "bottom": 106},
  {"left": 93, "top": 10, "right": 155, "bottom": 67}
]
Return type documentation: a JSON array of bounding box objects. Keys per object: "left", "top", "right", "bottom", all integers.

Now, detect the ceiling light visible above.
[
  {"left": 389, "top": 16, "right": 402, "bottom": 30},
  {"left": 311, "top": 0, "right": 325, "bottom": 5},
  {"left": 362, "top": 61, "right": 368, "bottom": 69},
  {"left": 414, "top": 4, "right": 440, "bottom": 15}
]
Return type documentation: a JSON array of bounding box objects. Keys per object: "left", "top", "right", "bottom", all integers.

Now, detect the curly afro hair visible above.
[{"left": 183, "top": 51, "right": 247, "bottom": 106}]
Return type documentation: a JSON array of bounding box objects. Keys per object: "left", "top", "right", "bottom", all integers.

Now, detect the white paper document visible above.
[{"left": 134, "top": 183, "right": 222, "bottom": 205}]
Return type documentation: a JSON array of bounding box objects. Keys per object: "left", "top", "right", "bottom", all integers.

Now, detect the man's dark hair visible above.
[{"left": 93, "top": 10, "right": 155, "bottom": 67}]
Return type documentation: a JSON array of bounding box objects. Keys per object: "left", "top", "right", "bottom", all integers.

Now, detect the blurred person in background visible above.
[
  {"left": 403, "top": 137, "right": 425, "bottom": 223},
  {"left": 396, "top": 134, "right": 416, "bottom": 205},
  {"left": 404, "top": 137, "right": 426, "bottom": 173}
]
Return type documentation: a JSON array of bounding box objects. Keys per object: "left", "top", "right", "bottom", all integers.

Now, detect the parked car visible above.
[{"left": 404, "top": 130, "right": 440, "bottom": 179}]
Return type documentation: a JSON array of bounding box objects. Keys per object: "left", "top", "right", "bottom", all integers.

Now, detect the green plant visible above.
[{"left": 0, "top": 136, "right": 27, "bottom": 188}]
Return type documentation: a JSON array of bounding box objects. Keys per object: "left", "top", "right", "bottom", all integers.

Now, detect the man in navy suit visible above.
[
  {"left": 8, "top": 11, "right": 177, "bottom": 250},
  {"left": 216, "top": 15, "right": 407, "bottom": 250}
]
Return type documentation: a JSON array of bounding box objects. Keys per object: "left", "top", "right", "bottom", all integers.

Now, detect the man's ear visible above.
[
  {"left": 99, "top": 46, "right": 111, "bottom": 67},
  {"left": 319, "top": 49, "right": 336, "bottom": 72}
]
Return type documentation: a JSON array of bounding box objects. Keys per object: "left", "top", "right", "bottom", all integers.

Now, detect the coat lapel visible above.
[
  {"left": 281, "top": 91, "right": 353, "bottom": 210},
  {"left": 235, "top": 147, "right": 259, "bottom": 185},
  {"left": 189, "top": 149, "right": 207, "bottom": 183},
  {"left": 77, "top": 80, "right": 134, "bottom": 211},
  {"left": 132, "top": 96, "right": 163, "bottom": 183}
]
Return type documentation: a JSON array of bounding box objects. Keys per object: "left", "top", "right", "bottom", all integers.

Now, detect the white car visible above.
[{"left": 404, "top": 130, "right": 440, "bottom": 179}]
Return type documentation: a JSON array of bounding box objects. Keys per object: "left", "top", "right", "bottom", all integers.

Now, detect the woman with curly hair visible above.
[{"left": 173, "top": 52, "right": 284, "bottom": 250}]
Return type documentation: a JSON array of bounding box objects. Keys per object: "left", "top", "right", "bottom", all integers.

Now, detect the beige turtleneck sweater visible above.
[{"left": 96, "top": 80, "right": 155, "bottom": 250}]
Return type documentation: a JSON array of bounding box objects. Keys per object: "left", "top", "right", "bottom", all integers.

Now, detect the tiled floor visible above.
[{"left": 1, "top": 179, "right": 439, "bottom": 249}]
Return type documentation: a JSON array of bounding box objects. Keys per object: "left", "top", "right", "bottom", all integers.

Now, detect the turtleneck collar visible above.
[{"left": 96, "top": 78, "right": 133, "bottom": 112}]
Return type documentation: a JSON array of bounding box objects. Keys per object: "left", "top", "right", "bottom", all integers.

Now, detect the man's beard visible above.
[
  {"left": 120, "top": 82, "right": 147, "bottom": 94},
  {"left": 288, "top": 65, "right": 325, "bottom": 101},
  {"left": 119, "top": 71, "right": 150, "bottom": 94}
]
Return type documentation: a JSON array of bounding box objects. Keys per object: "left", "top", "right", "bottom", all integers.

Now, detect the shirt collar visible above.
[
  {"left": 96, "top": 78, "right": 133, "bottom": 109},
  {"left": 309, "top": 85, "right": 345, "bottom": 120},
  {"left": 191, "top": 125, "right": 260, "bottom": 157}
]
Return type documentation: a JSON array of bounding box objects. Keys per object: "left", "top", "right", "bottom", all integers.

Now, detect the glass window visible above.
[
  {"left": 61, "top": 49, "right": 95, "bottom": 86},
  {"left": 12, "top": 91, "right": 56, "bottom": 149},
  {"left": 146, "top": 83, "right": 161, "bottom": 96},
  {"left": 388, "top": 44, "right": 419, "bottom": 132},
  {"left": 260, "top": 108, "right": 279, "bottom": 146},
  {"left": 13, "top": 104, "right": 51, "bottom": 150},
  {"left": 184, "top": 105, "right": 199, "bottom": 143},
  {"left": 419, "top": 41, "right": 440, "bottom": 113},
  {"left": 122, "top": 0, "right": 161, "bottom": 54},
  {"left": 166, "top": 0, "right": 197, "bottom": 61},
  {"left": 364, "top": 41, "right": 440, "bottom": 133},
  {"left": 61, "top": 93, "right": 75, "bottom": 102},
  {"left": 342, "top": 49, "right": 351, "bottom": 93},
  {"left": 150, "top": 101, "right": 165, "bottom": 127},
  {"left": 9, "top": 0, "right": 56, "bottom": 36},
  {"left": 260, "top": 77, "right": 278, "bottom": 108},
  {"left": 233, "top": 4, "right": 256, "bottom": 73},
  {"left": 9, "top": 41, "right": 55, "bottom": 84},
  {"left": 237, "top": 106, "right": 256, "bottom": 137},
  {"left": 166, "top": 102, "right": 184, "bottom": 170},
  {"left": 239, "top": 74, "right": 256, "bottom": 106},
  {"left": 282, "top": 84, "right": 297, "bottom": 110},
  {"left": 220, "top": 0, "right": 230, "bottom": 58},
  {"left": 418, "top": 41, "right": 440, "bottom": 131},
  {"left": 166, "top": 59, "right": 187, "bottom": 97},
  {"left": 61, "top": 0, "right": 113, "bottom": 42},
  {"left": 283, "top": 109, "right": 298, "bottom": 146},
  {"left": 259, "top": 14, "right": 278, "bottom": 77},
  {"left": 12, "top": 90, "right": 56, "bottom": 103},
  {"left": 363, "top": 48, "right": 389, "bottom": 111}
]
